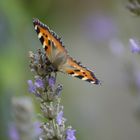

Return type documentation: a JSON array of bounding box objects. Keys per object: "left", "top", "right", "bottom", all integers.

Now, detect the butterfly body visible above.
[{"left": 33, "top": 18, "right": 100, "bottom": 84}]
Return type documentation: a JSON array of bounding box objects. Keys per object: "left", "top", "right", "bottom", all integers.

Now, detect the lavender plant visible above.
[
  {"left": 127, "top": 0, "right": 140, "bottom": 16},
  {"left": 126, "top": 0, "right": 140, "bottom": 53},
  {"left": 9, "top": 97, "right": 39, "bottom": 140},
  {"left": 129, "top": 38, "right": 140, "bottom": 53},
  {"left": 28, "top": 49, "right": 76, "bottom": 140}
]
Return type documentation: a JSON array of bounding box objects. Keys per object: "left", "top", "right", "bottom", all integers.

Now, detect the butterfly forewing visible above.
[
  {"left": 33, "top": 19, "right": 66, "bottom": 63},
  {"left": 33, "top": 18, "right": 100, "bottom": 85}
]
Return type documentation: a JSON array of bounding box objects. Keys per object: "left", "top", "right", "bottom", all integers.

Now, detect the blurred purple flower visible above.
[
  {"left": 85, "top": 14, "right": 117, "bottom": 42},
  {"left": 129, "top": 38, "right": 140, "bottom": 53},
  {"left": 8, "top": 124, "right": 19, "bottom": 140},
  {"left": 66, "top": 128, "right": 76, "bottom": 140},
  {"left": 35, "top": 78, "right": 44, "bottom": 89},
  {"left": 27, "top": 80, "right": 36, "bottom": 94},
  {"left": 48, "top": 76, "right": 56, "bottom": 87},
  {"left": 56, "top": 111, "right": 63, "bottom": 125},
  {"left": 109, "top": 38, "right": 124, "bottom": 57},
  {"left": 33, "top": 122, "right": 42, "bottom": 136}
]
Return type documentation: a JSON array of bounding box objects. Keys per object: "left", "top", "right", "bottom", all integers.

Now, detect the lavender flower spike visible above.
[
  {"left": 129, "top": 38, "right": 140, "bottom": 53},
  {"left": 56, "top": 111, "right": 64, "bottom": 125},
  {"left": 28, "top": 50, "right": 77, "bottom": 140},
  {"left": 66, "top": 128, "right": 76, "bottom": 140},
  {"left": 8, "top": 124, "right": 19, "bottom": 140},
  {"left": 27, "top": 80, "right": 36, "bottom": 94},
  {"left": 35, "top": 78, "right": 44, "bottom": 89},
  {"left": 48, "top": 76, "right": 56, "bottom": 88}
]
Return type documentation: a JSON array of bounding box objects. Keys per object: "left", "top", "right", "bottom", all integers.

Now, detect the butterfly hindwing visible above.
[
  {"left": 33, "top": 18, "right": 100, "bottom": 85},
  {"left": 60, "top": 57, "right": 100, "bottom": 84}
]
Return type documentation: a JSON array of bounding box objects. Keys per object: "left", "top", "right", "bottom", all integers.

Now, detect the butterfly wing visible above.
[
  {"left": 33, "top": 18, "right": 66, "bottom": 64},
  {"left": 33, "top": 18, "right": 100, "bottom": 85},
  {"left": 59, "top": 56, "right": 100, "bottom": 84}
]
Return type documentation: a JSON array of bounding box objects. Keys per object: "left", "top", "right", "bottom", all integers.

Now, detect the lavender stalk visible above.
[
  {"left": 28, "top": 49, "right": 76, "bottom": 140},
  {"left": 10, "top": 97, "right": 38, "bottom": 140}
]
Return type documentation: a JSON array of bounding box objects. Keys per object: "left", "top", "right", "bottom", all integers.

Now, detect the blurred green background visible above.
[{"left": 0, "top": 0, "right": 140, "bottom": 140}]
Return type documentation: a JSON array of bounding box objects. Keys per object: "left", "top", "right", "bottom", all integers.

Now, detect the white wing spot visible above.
[
  {"left": 72, "top": 73, "right": 79, "bottom": 77},
  {"left": 90, "top": 81, "right": 95, "bottom": 84},
  {"left": 43, "top": 42, "right": 46, "bottom": 48},
  {"left": 38, "top": 32, "right": 42, "bottom": 39},
  {"left": 82, "top": 77, "right": 88, "bottom": 81},
  {"left": 35, "top": 25, "right": 37, "bottom": 30}
]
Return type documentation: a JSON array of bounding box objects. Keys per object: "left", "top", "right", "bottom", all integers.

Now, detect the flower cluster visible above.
[
  {"left": 127, "top": 0, "right": 140, "bottom": 16},
  {"left": 129, "top": 38, "right": 140, "bottom": 53},
  {"left": 9, "top": 97, "right": 40, "bottom": 140},
  {"left": 28, "top": 49, "right": 76, "bottom": 140}
]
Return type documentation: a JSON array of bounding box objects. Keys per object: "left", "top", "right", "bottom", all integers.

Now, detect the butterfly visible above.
[{"left": 33, "top": 18, "right": 100, "bottom": 85}]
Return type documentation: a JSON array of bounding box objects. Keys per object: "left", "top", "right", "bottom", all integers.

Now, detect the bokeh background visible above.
[{"left": 0, "top": 0, "right": 140, "bottom": 140}]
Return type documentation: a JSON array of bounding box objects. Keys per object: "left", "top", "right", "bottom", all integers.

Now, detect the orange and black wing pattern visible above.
[
  {"left": 61, "top": 56, "right": 100, "bottom": 84},
  {"left": 33, "top": 18, "right": 66, "bottom": 62},
  {"left": 33, "top": 18, "right": 100, "bottom": 85}
]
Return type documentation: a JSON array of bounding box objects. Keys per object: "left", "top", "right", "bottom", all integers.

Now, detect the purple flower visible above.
[
  {"left": 85, "top": 14, "right": 117, "bottom": 42},
  {"left": 129, "top": 38, "right": 140, "bottom": 53},
  {"left": 66, "top": 128, "right": 76, "bottom": 140},
  {"left": 56, "top": 111, "right": 63, "bottom": 125},
  {"left": 48, "top": 76, "right": 56, "bottom": 87},
  {"left": 27, "top": 80, "right": 36, "bottom": 94},
  {"left": 33, "top": 122, "right": 42, "bottom": 136},
  {"left": 8, "top": 124, "right": 19, "bottom": 140},
  {"left": 35, "top": 78, "right": 44, "bottom": 89}
]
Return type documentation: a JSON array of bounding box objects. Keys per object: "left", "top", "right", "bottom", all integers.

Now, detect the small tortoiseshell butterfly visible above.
[{"left": 33, "top": 18, "right": 100, "bottom": 84}]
